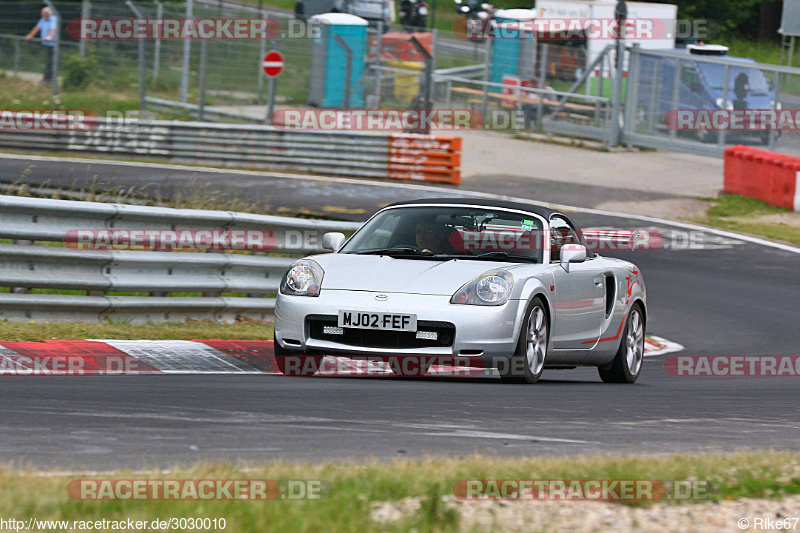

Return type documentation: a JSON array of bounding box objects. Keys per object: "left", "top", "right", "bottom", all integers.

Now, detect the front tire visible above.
[
  {"left": 598, "top": 304, "right": 645, "bottom": 383},
  {"left": 273, "top": 334, "right": 322, "bottom": 377},
  {"left": 500, "top": 297, "right": 548, "bottom": 384}
]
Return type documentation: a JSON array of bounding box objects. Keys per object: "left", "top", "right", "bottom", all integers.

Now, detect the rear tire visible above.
[
  {"left": 500, "top": 297, "right": 548, "bottom": 384},
  {"left": 598, "top": 303, "right": 645, "bottom": 384},
  {"left": 273, "top": 334, "right": 322, "bottom": 377}
]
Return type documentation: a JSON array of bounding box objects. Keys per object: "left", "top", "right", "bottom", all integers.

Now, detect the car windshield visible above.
[
  {"left": 339, "top": 206, "right": 545, "bottom": 263},
  {"left": 697, "top": 63, "right": 772, "bottom": 95}
]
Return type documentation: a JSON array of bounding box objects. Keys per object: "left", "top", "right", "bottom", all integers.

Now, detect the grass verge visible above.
[
  {"left": 0, "top": 452, "right": 798, "bottom": 533},
  {"left": 0, "top": 319, "right": 274, "bottom": 341},
  {"left": 692, "top": 194, "right": 800, "bottom": 246}
]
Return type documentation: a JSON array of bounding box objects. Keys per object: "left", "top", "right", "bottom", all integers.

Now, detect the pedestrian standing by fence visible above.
[{"left": 25, "top": 7, "right": 58, "bottom": 83}]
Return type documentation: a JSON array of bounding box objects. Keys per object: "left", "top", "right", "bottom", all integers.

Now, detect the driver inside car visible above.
[{"left": 415, "top": 218, "right": 455, "bottom": 254}]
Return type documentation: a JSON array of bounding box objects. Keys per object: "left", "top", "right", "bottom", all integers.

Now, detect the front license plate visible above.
[{"left": 338, "top": 310, "right": 417, "bottom": 332}]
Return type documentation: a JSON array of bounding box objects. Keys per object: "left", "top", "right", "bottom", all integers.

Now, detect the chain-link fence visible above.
[
  {"left": 623, "top": 45, "right": 800, "bottom": 157},
  {"left": 4, "top": 1, "right": 800, "bottom": 156}
]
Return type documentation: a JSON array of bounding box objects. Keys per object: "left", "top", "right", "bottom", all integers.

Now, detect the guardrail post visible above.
[{"left": 9, "top": 239, "right": 32, "bottom": 295}]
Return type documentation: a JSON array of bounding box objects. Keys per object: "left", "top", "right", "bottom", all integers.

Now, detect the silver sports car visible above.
[{"left": 274, "top": 198, "right": 646, "bottom": 384}]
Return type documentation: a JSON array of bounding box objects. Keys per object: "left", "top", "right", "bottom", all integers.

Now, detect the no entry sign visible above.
[{"left": 261, "top": 50, "right": 284, "bottom": 77}]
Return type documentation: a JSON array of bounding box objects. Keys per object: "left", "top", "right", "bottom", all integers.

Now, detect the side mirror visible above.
[
  {"left": 322, "top": 232, "right": 346, "bottom": 251},
  {"left": 560, "top": 244, "right": 586, "bottom": 272}
]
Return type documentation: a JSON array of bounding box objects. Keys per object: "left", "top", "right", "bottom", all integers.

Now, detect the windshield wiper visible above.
[
  {"left": 460, "top": 251, "right": 539, "bottom": 263},
  {"left": 355, "top": 246, "right": 435, "bottom": 257}
]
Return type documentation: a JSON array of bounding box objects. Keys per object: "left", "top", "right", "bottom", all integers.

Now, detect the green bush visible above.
[{"left": 62, "top": 52, "right": 97, "bottom": 90}]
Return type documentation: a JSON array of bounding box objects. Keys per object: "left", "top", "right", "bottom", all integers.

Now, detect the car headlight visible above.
[
  {"left": 715, "top": 97, "right": 733, "bottom": 110},
  {"left": 280, "top": 260, "right": 324, "bottom": 296},
  {"left": 451, "top": 269, "right": 513, "bottom": 306}
]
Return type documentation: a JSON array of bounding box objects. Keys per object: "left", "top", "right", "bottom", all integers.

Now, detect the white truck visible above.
[{"left": 534, "top": 0, "right": 678, "bottom": 77}]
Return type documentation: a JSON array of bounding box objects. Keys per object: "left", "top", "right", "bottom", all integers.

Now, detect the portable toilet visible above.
[
  {"left": 308, "top": 13, "right": 368, "bottom": 107},
  {"left": 490, "top": 9, "right": 537, "bottom": 90}
]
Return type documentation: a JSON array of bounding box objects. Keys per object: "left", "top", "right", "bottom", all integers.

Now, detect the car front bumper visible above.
[{"left": 275, "top": 289, "right": 527, "bottom": 359}]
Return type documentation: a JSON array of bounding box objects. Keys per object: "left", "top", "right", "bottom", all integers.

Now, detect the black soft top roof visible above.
[{"left": 385, "top": 197, "right": 560, "bottom": 219}]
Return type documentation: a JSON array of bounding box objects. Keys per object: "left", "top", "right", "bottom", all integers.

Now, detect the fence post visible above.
[
  {"left": 266, "top": 39, "right": 278, "bottom": 122},
  {"left": 126, "top": 1, "right": 147, "bottom": 112},
  {"left": 180, "top": 0, "right": 193, "bottom": 103},
  {"left": 609, "top": 40, "right": 624, "bottom": 147},
  {"left": 198, "top": 39, "right": 208, "bottom": 120},
  {"left": 13, "top": 40, "right": 20, "bottom": 75},
  {"left": 768, "top": 71, "right": 781, "bottom": 150},
  {"left": 431, "top": 28, "right": 438, "bottom": 102},
  {"left": 153, "top": 1, "right": 162, "bottom": 81},
  {"left": 79, "top": 0, "right": 90, "bottom": 57},
  {"left": 716, "top": 64, "right": 730, "bottom": 148},
  {"left": 258, "top": 8, "right": 267, "bottom": 96},
  {"left": 44, "top": 0, "right": 60, "bottom": 110},
  {"left": 411, "top": 36, "right": 432, "bottom": 108},
  {"left": 374, "top": 21, "right": 384, "bottom": 107},
  {"left": 622, "top": 43, "right": 640, "bottom": 144},
  {"left": 668, "top": 59, "right": 682, "bottom": 140},
  {"left": 481, "top": 27, "right": 492, "bottom": 126},
  {"left": 647, "top": 59, "right": 659, "bottom": 134},
  {"left": 536, "top": 43, "right": 547, "bottom": 133},
  {"left": 333, "top": 34, "right": 353, "bottom": 110}
]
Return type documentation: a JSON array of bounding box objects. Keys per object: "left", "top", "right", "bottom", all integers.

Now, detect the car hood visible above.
[{"left": 311, "top": 253, "right": 521, "bottom": 295}]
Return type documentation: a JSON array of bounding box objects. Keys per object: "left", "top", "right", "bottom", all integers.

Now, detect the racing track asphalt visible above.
[{"left": 0, "top": 154, "right": 799, "bottom": 469}]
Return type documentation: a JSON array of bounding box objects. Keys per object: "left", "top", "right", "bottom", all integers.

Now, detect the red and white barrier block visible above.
[
  {"left": 724, "top": 145, "right": 800, "bottom": 211},
  {"left": 0, "top": 337, "right": 683, "bottom": 376}
]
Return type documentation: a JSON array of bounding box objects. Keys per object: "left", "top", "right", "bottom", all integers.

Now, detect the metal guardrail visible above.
[
  {"left": 145, "top": 97, "right": 264, "bottom": 124},
  {"left": 0, "top": 118, "right": 462, "bottom": 182},
  {"left": 0, "top": 195, "right": 361, "bottom": 323}
]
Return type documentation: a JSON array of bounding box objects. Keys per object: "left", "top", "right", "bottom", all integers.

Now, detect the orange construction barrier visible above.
[
  {"left": 723, "top": 145, "right": 799, "bottom": 211},
  {"left": 371, "top": 32, "right": 433, "bottom": 62},
  {"left": 387, "top": 133, "right": 461, "bottom": 185}
]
